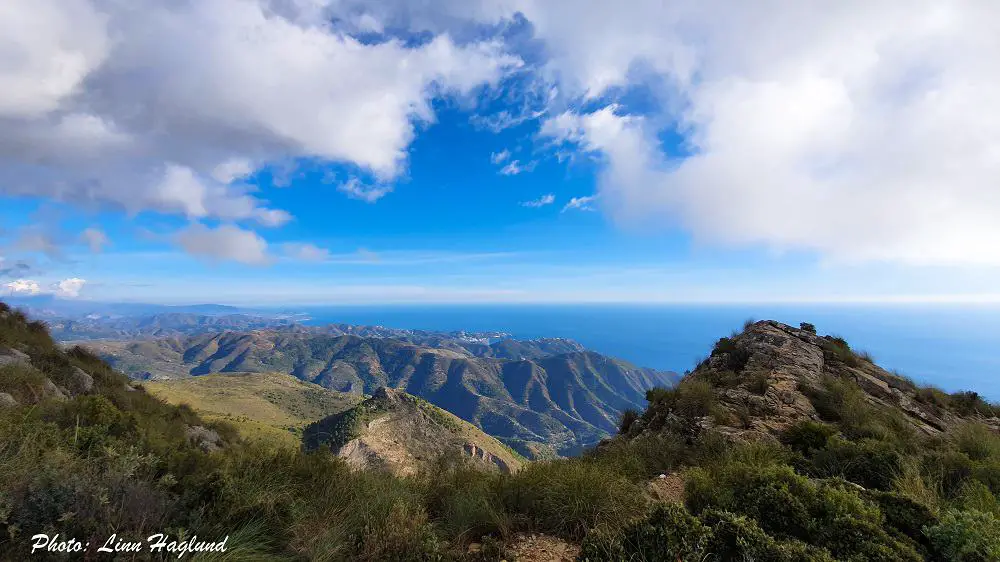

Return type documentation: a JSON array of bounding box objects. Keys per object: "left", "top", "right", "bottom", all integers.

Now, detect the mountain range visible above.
[{"left": 86, "top": 328, "right": 678, "bottom": 456}]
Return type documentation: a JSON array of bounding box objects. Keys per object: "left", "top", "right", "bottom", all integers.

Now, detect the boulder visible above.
[
  {"left": 67, "top": 367, "right": 94, "bottom": 394},
  {"left": 185, "top": 425, "right": 223, "bottom": 452},
  {"left": 42, "top": 379, "right": 67, "bottom": 401},
  {"left": 0, "top": 348, "right": 31, "bottom": 368},
  {"left": 0, "top": 392, "right": 17, "bottom": 408}
]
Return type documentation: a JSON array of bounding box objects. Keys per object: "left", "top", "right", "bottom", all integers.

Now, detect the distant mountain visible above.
[
  {"left": 304, "top": 386, "right": 524, "bottom": 475},
  {"left": 49, "top": 312, "right": 301, "bottom": 340},
  {"left": 88, "top": 330, "right": 679, "bottom": 456}
]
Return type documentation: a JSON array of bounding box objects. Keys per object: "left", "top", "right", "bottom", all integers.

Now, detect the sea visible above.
[{"left": 297, "top": 303, "right": 1000, "bottom": 400}]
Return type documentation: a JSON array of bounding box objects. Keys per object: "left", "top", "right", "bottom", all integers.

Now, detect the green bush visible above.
[
  {"left": 579, "top": 503, "right": 711, "bottom": 561},
  {"left": 711, "top": 336, "right": 751, "bottom": 372},
  {"left": 865, "top": 489, "right": 938, "bottom": 552},
  {"left": 685, "top": 463, "right": 921, "bottom": 560},
  {"left": 500, "top": 458, "right": 647, "bottom": 540},
  {"left": 924, "top": 509, "right": 1000, "bottom": 561},
  {"left": 618, "top": 408, "right": 640, "bottom": 435},
  {"left": 808, "top": 436, "right": 903, "bottom": 490},
  {"left": 953, "top": 423, "right": 1000, "bottom": 462},
  {"left": 782, "top": 420, "right": 837, "bottom": 455}
]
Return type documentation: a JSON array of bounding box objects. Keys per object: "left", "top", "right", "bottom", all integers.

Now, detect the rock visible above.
[
  {"left": 0, "top": 392, "right": 18, "bottom": 408},
  {"left": 0, "top": 348, "right": 31, "bottom": 368},
  {"left": 185, "top": 425, "right": 223, "bottom": 452},
  {"left": 67, "top": 367, "right": 94, "bottom": 394},
  {"left": 42, "top": 379, "right": 67, "bottom": 401}
]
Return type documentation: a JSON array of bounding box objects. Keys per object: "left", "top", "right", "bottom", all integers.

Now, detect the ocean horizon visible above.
[{"left": 293, "top": 303, "right": 1000, "bottom": 400}]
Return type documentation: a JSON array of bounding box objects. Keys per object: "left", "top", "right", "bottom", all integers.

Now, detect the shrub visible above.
[
  {"left": 924, "top": 509, "right": 1000, "bottom": 561},
  {"left": 748, "top": 372, "right": 770, "bottom": 395},
  {"left": 924, "top": 450, "right": 975, "bottom": 498},
  {"left": 711, "top": 336, "right": 751, "bottom": 372},
  {"left": 685, "top": 463, "right": 921, "bottom": 560},
  {"left": 782, "top": 421, "right": 837, "bottom": 455},
  {"left": 643, "top": 380, "right": 717, "bottom": 419},
  {"left": 808, "top": 437, "right": 903, "bottom": 490},
  {"left": 799, "top": 322, "right": 817, "bottom": 334},
  {"left": 618, "top": 408, "right": 640, "bottom": 435},
  {"left": 950, "top": 391, "right": 1000, "bottom": 418},
  {"left": 953, "top": 422, "right": 1000, "bottom": 462},
  {"left": 500, "top": 458, "right": 647, "bottom": 539},
  {"left": 579, "top": 503, "right": 711, "bottom": 561},
  {"left": 702, "top": 509, "right": 834, "bottom": 562},
  {"left": 865, "top": 489, "right": 938, "bottom": 551},
  {"left": 956, "top": 481, "right": 1000, "bottom": 517},
  {"left": 676, "top": 379, "right": 717, "bottom": 418}
]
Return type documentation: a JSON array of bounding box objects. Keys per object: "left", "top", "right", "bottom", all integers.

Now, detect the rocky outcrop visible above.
[
  {"left": 185, "top": 425, "right": 223, "bottom": 452},
  {"left": 0, "top": 348, "right": 30, "bottom": 368},
  {"left": 304, "top": 387, "right": 523, "bottom": 476},
  {"left": 627, "top": 321, "right": 999, "bottom": 442},
  {"left": 67, "top": 367, "right": 94, "bottom": 394}
]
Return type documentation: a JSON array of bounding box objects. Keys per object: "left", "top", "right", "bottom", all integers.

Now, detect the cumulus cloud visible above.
[
  {"left": 6, "top": 1, "right": 1000, "bottom": 266},
  {"left": 53, "top": 278, "right": 86, "bottom": 298},
  {"left": 282, "top": 242, "right": 332, "bottom": 262},
  {"left": 340, "top": 1, "right": 1000, "bottom": 265},
  {"left": 521, "top": 194, "right": 555, "bottom": 208},
  {"left": 4, "top": 279, "right": 41, "bottom": 295},
  {"left": 174, "top": 224, "right": 269, "bottom": 265},
  {"left": 80, "top": 227, "right": 108, "bottom": 252},
  {"left": 523, "top": 2, "right": 1000, "bottom": 264},
  {"left": 490, "top": 150, "right": 510, "bottom": 164},
  {"left": 562, "top": 195, "right": 598, "bottom": 212},
  {"left": 0, "top": 0, "right": 520, "bottom": 227}
]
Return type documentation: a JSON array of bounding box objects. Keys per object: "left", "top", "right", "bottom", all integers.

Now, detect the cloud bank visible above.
[{"left": 4, "top": 1, "right": 1000, "bottom": 266}]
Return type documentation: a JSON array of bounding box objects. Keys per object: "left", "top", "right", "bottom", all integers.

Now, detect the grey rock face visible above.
[
  {"left": 67, "top": 366, "right": 95, "bottom": 394},
  {"left": 0, "top": 348, "right": 31, "bottom": 368}
]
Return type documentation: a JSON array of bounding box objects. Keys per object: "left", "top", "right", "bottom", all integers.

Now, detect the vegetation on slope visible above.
[
  {"left": 145, "top": 372, "right": 361, "bottom": 447},
  {"left": 3, "top": 303, "right": 1000, "bottom": 561}
]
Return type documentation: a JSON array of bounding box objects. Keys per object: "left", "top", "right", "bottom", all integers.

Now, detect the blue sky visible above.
[{"left": 2, "top": 1, "right": 1000, "bottom": 305}]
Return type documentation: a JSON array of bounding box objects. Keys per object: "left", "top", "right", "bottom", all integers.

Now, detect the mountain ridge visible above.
[{"left": 86, "top": 329, "right": 678, "bottom": 456}]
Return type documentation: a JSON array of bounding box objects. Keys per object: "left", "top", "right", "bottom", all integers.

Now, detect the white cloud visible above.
[
  {"left": 521, "top": 194, "right": 555, "bottom": 208},
  {"left": 490, "top": 149, "right": 510, "bottom": 164},
  {"left": 562, "top": 195, "right": 597, "bottom": 212},
  {"left": 498, "top": 159, "right": 535, "bottom": 176},
  {"left": 174, "top": 223, "right": 269, "bottom": 265},
  {"left": 337, "top": 178, "right": 394, "bottom": 203},
  {"left": 343, "top": 1, "right": 1000, "bottom": 265},
  {"left": 53, "top": 278, "right": 86, "bottom": 298},
  {"left": 0, "top": 0, "right": 520, "bottom": 225},
  {"left": 4, "top": 279, "right": 40, "bottom": 295},
  {"left": 80, "top": 227, "right": 108, "bottom": 252},
  {"left": 526, "top": 3, "right": 1000, "bottom": 264},
  {"left": 282, "top": 242, "right": 331, "bottom": 262}
]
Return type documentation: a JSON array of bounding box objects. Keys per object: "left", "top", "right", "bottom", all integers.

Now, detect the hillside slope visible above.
[
  {"left": 90, "top": 331, "right": 678, "bottom": 456},
  {"left": 304, "top": 387, "right": 524, "bottom": 476},
  {"left": 146, "top": 372, "right": 361, "bottom": 447}
]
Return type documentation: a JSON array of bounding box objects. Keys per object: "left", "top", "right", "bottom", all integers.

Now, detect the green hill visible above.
[{"left": 145, "top": 372, "right": 360, "bottom": 447}]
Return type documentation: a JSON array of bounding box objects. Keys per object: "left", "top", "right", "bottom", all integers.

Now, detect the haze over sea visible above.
[{"left": 298, "top": 304, "right": 1000, "bottom": 400}]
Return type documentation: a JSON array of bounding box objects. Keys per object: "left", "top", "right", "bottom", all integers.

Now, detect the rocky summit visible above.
[
  {"left": 623, "top": 320, "right": 1000, "bottom": 443},
  {"left": 303, "top": 386, "right": 524, "bottom": 476}
]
